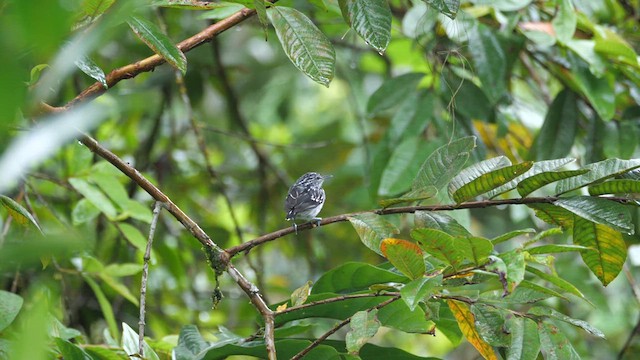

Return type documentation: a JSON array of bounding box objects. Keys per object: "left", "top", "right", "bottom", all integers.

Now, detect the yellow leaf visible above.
[
  {"left": 276, "top": 303, "right": 288, "bottom": 312},
  {"left": 447, "top": 300, "right": 498, "bottom": 360}
]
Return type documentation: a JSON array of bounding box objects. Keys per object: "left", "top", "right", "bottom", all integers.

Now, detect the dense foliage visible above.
[{"left": 2, "top": 0, "right": 640, "bottom": 359}]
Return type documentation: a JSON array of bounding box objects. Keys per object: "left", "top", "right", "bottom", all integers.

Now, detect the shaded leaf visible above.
[
  {"left": 471, "top": 305, "right": 508, "bottom": 347},
  {"left": 0, "top": 290, "right": 23, "bottom": 332},
  {"left": 452, "top": 162, "right": 533, "bottom": 202},
  {"left": 487, "top": 158, "right": 575, "bottom": 198},
  {"left": 74, "top": 56, "right": 107, "bottom": 89},
  {"left": 413, "top": 136, "right": 476, "bottom": 192},
  {"left": 346, "top": 310, "right": 380, "bottom": 355},
  {"left": 501, "top": 250, "right": 525, "bottom": 293},
  {"left": 69, "top": 178, "right": 117, "bottom": 219},
  {"left": 538, "top": 321, "right": 581, "bottom": 360},
  {"left": 381, "top": 238, "right": 425, "bottom": 280},
  {"left": 121, "top": 322, "right": 159, "bottom": 360},
  {"left": 82, "top": 275, "right": 118, "bottom": 341},
  {"left": 572, "top": 217, "right": 626, "bottom": 286},
  {"left": 552, "top": 0, "right": 576, "bottom": 44},
  {"left": 291, "top": 280, "right": 312, "bottom": 306},
  {"left": 71, "top": 198, "right": 101, "bottom": 225},
  {"left": 0, "top": 195, "right": 42, "bottom": 233},
  {"left": 339, "top": 0, "right": 391, "bottom": 54},
  {"left": 412, "top": 228, "right": 465, "bottom": 270},
  {"left": 414, "top": 211, "right": 471, "bottom": 237},
  {"left": 468, "top": 23, "right": 507, "bottom": 104},
  {"left": 311, "top": 262, "right": 407, "bottom": 294},
  {"left": 55, "top": 338, "right": 93, "bottom": 360},
  {"left": 458, "top": 237, "right": 493, "bottom": 266},
  {"left": 555, "top": 158, "right": 640, "bottom": 195},
  {"left": 424, "top": 0, "right": 460, "bottom": 19},
  {"left": 528, "top": 306, "right": 605, "bottom": 338},
  {"left": 175, "top": 325, "right": 209, "bottom": 359},
  {"left": 517, "top": 170, "right": 589, "bottom": 197},
  {"left": 555, "top": 196, "right": 633, "bottom": 234},
  {"left": 253, "top": 0, "right": 269, "bottom": 39},
  {"left": 491, "top": 228, "right": 536, "bottom": 245},
  {"left": 505, "top": 317, "right": 540, "bottom": 360},
  {"left": 379, "top": 187, "right": 437, "bottom": 208},
  {"left": 367, "top": 73, "right": 424, "bottom": 116},
  {"left": 348, "top": 213, "right": 399, "bottom": 255},
  {"left": 447, "top": 300, "right": 498, "bottom": 360},
  {"left": 528, "top": 203, "right": 574, "bottom": 228},
  {"left": 267, "top": 7, "right": 335, "bottom": 87},
  {"left": 527, "top": 244, "right": 590, "bottom": 255},
  {"left": 588, "top": 179, "right": 640, "bottom": 196},
  {"left": 400, "top": 275, "right": 442, "bottom": 311},
  {"left": 449, "top": 156, "right": 511, "bottom": 198},
  {"left": 127, "top": 16, "right": 187, "bottom": 74},
  {"left": 531, "top": 90, "right": 578, "bottom": 160},
  {"left": 525, "top": 266, "right": 587, "bottom": 300}
]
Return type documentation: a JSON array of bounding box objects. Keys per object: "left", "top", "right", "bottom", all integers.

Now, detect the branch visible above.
[
  {"left": 225, "top": 196, "right": 636, "bottom": 257},
  {"left": 138, "top": 201, "right": 163, "bottom": 357},
  {"left": 290, "top": 295, "right": 401, "bottom": 360},
  {"left": 60, "top": 7, "right": 259, "bottom": 110},
  {"left": 276, "top": 292, "right": 399, "bottom": 316}
]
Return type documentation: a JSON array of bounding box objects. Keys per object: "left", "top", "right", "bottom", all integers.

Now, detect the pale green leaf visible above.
[
  {"left": 127, "top": 16, "right": 187, "bottom": 74},
  {"left": 339, "top": 0, "right": 391, "bottom": 54}
]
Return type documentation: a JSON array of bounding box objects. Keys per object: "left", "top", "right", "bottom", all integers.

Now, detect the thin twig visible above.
[
  {"left": 138, "top": 201, "right": 163, "bottom": 357},
  {"left": 291, "top": 295, "right": 401, "bottom": 360},
  {"left": 276, "top": 292, "right": 399, "bottom": 316},
  {"left": 225, "top": 196, "right": 636, "bottom": 257},
  {"left": 618, "top": 314, "right": 640, "bottom": 360}
]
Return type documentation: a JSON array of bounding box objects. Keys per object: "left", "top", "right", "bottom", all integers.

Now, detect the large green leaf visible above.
[
  {"left": 531, "top": 90, "right": 578, "bottom": 160},
  {"left": 127, "top": 16, "right": 187, "bottom": 74},
  {"left": 505, "top": 317, "right": 540, "bottom": 360},
  {"left": 566, "top": 51, "right": 615, "bottom": 121},
  {"left": 528, "top": 203, "right": 574, "bottom": 228},
  {"left": 448, "top": 300, "right": 498, "bottom": 360},
  {"left": 414, "top": 211, "right": 471, "bottom": 237},
  {"left": 83, "top": 275, "right": 118, "bottom": 341},
  {"left": 267, "top": 7, "right": 335, "bottom": 87},
  {"left": 487, "top": 158, "right": 575, "bottom": 198},
  {"left": 555, "top": 196, "right": 633, "bottom": 234},
  {"left": 555, "top": 158, "right": 640, "bottom": 195},
  {"left": 174, "top": 325, "right": 209, "bottom": 359},
  {"left": 448, "top": 156, "right": 511, "bottom": 197},
  {"left": 367, "top": 73, "right": 424, "bottom": 116},
  {"left": 588, "top": 179, "right": 640, "bottom": 196},
  {"left": 339, "top": 0, "right": 391, "bottom": 54},
  {"left": 55, "top": 338, "right": 93, "bottom": 360},
  {"left": 471, "top": 305, "right": 508, "bottom": 347},
  {"left": 121, "top": 323, "right": 160, "bottom": 360},
  {"left": 348, "top": 213, "right": 399, "bottom": 255},
  {"left": 0, "top": 290, "right": 23, "bottom": 332},
  {"left": 400, "top": 275, "right": 442, "bottom": 311},
  {"left": 468, "top": 22, "right": 507, "bottom": 104},
  {"left": 424, "top": 0, "right": 460, "bottom": 19},
  {"left": 528, "top": 306, "right": 605, "bottom": 338},
  {"left": 517, "top": 170, "right": 589, "bottom": 197},
  {"left": 551, "top": 0, "right": 576, "bottom": 44},
  {"left": 451, "top": 162, "right": 533, "bottom": 203},
  {"left": 538, "top": 321, "right": 581, "bottom": 360},
  {"left": 69, "top": 178, "right": 117, "bottom": 219},
  {"left": 311, "top": 262, "right": 407, "bottom": 294},
  {"left": 0, "top": 195, "right": 42, "bottom": 233},
  {"left": 412, "top": 136, "right": 476, "bottom": 192},
  {"left": 378, "top": 136, "right": 428, "bottom": 196},
  {"left": 572, "top": 217, "right": 626, "bottom": 286},
  {"left": 346, "top": 310, "right": 380, "bottom": 355},
  {"left": 380, "top": 238, "right": 425, "bottom": 280},
  {"left": 411, "top": 229, "right": 471, "bottom": 270},
  {"left": 593, "top": 25, "right": 639, "bottom": 67}
]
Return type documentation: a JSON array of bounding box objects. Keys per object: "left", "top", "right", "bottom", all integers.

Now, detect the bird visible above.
[{"left": 284, "top": 172, "right": 331, "bottom": 233}]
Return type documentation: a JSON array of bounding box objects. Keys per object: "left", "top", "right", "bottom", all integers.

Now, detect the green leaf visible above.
[
  {"left": 451, "top": 162, "right": 533, "bottom": 203},
  {"left": 103, "top": 263, "right": 144, "bottom": 277},
  {"left": 471, "top": 305, "right": 508, "bottom": 347},
  {"left": 447, "top": 300, "right": 498, "bottom": 360},
  {"left": 567, "top": 51, "right": 615, "bottom": 121},
  {"left": 291, "top": 281, "right": 312, "bottom": 306},
  {"left": 0, "top": 195, "right": 42, "bottom": 233},
  {"left": 517, "top": 170, "right": 589, "bottom": 197},
  {"left": 83, "top": 275, "right": 119, "bottom": 341},
  {"left": 55, "top": 338, "right": 93, "bottom": 360},
  {"left": 572, "top": 217, "right": 626, "bottom": 286},
  {"left": 74, "top": 56, "right": 107, "bottom": 89},
  {"left": 71, "top": 198, "right": 101, "bottom": 225},
  {"left": 81, "top": 0, "right": 116, "bottom": 18},
  {"left": 538, "top": 321, "right": 581, "bottom": 360},
  {"left": 89, "top": 174, "right": 129, "bottom": 210},
  {"left": 99, "top": 274, "right": 139, "bottom": 306},
  {"left": 505, "top": 317, "right": 540, "bottom": 360},
  {"left": 175, "top": 325, "right": 209, "bottom": 359},
  {"left": 378, "top": 137, "right": 427, "bottom": 196},
  {"left": 253, "top": 0, "right": 269, "bottom": 39},
  {"left": 346, "top": 310, "right": 380, "bottom": 355},
  {"left": 468, "top": 22, "right": 507, "bottom": 104},
  {"left": 449, "top": 156, "right": 511, "bottom": 197},
  {"left": 348, "top": 213, "right": 399, "bottom": 255},
  {"left": 117, "top": 223, "right": 148, "bottom": 252},
  {"left": 527, "top": 244, "right": 590, "bottom": 255},
  {"left": 267, "top": 7, "right": 335, "bottom": 87},
  {"left": 0, "top": 290, "right": 23, "bottom": 332},
  {"left": 528, "top": 306, "right": 605, "bottom": 338},
  {"left": 411, "top": 228, "right": 465, "bottom": 270},
  {"left": 69, "top": 178, "right": 118, "bottom": 219},
  {"left": 528, "top": 203, "right": 574, "bottom": 228},
  {"left": 414, "top": 211, "right": 471, "bottom": 237},
  {"left": 339, "top": 0, "right": 391, "bottom": 54},
  {"left": 588, "top": 179, "right": 640, "bottom": 195},
  {"left": 501, "top": 250, "right": 525, "bottom": 293},
  {"left": 413, "top": 136, "right": 476, "bottom": 192},
  {"left": 379, "top": 187, "right": 438, "bottom": 208},
  {"left": 367, "top": 73, "right": 424, "bottom": 116},
  {"left": 593, "top": 25, "right": 639, "bottom": 67},
  {"left": 127, "top": 16, "right": 187, "bottom": 74},
  {"left": 311, "top": 262, "right": 407, "bottom": 294},
  {"left": 424, "top": 0, "right": 460, "bottom": 19},
  {"left": 380, "top": 238, "right": 425, "bottom": 280},
  {"left": 400, "top": 275, "right": 442, "bottom": 311},
  {"left": 552, "top": 0, "right": 576, "bottom": 44},
  {"left": 121, "top": 322, "right": 159, "bottom": 360},
  {"left": 487, "top": 158, "right": 575, "bottom": 198},
  {"left": 153, "top": 0, "right": 230, "bottom": 9},
  {"left": 555, "top": 196, "right": 633, "bottom": 234},
  {"left": 555, "top": 158, "right": 640, "bottom": 195},
  {"left": 49, "top": 318, "right": 82, "bottom": 340},
  {"left": 458, "top": 237, "right": 493, "bottom": 266},
  {"left": 531, "top": 90, "right": 578, "bottom": 160},
  {"left": 491, "top": 229, "right": 536, "bottom": 245},
  {"left": 377, "top": 300, "right": 433, "bottom": 333},
  {"left": 525, "top": 266, "right": 587, "bottom": 300}
]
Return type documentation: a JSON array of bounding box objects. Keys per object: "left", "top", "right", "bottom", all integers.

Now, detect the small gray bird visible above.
[{"left": 284, "top": 172, "right": 330, "bottom": 233}]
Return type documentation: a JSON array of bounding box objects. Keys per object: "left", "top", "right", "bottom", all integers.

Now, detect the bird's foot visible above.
[
  {"left": 311, "top": 217, "right": 322, "bottom": 227},
  {"left": 292, "top": 222, "right": 298, "bottom": 234}
]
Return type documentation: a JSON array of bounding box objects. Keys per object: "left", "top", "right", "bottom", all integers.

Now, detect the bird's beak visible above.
[{"left": 322, "top": 174, "right": 333, "bottom": 180}]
